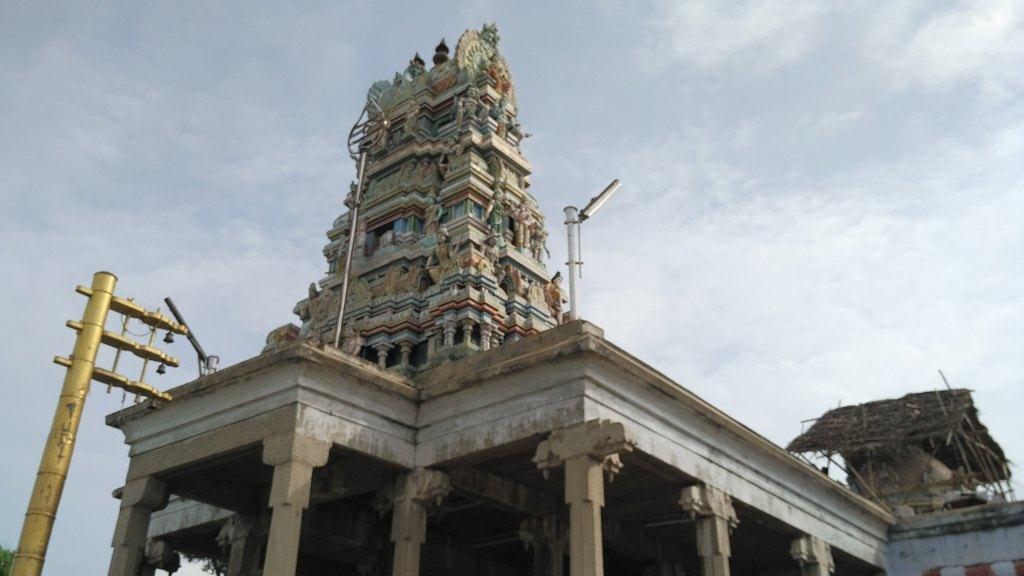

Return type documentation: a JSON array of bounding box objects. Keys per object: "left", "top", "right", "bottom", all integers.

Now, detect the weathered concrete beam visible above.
[
  {"left": 148, "top": 497, "right": 233, "bottom": 541},
  {"left": 450, "top": 466, "right": 680, "bottom": 566},
  {"left": 603, "top": 516, "right": 683, "bottom": 564},
  {"left": 311, "top": 461, "right": 388, "bottom": 505},
  {"left": 448, "top": 467, "right": 558, "bottom": 517},
  {"left": 422, "top": 539, "right": 522, "bottom": 576}
]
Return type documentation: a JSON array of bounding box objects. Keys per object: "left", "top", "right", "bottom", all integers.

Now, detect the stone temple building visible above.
[
  {"left": 102, "top": 24, "right": 1021, "bottom": 576},
  {"left": 288, "top": 23, "right": 559, "bottom": 372}
]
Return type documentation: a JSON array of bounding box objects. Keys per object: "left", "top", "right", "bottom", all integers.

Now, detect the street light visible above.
[{"left": 564, "top": 179, "right": 621, "bottom": 322}]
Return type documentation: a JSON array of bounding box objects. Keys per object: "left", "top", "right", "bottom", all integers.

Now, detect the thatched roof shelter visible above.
[{"left": 788, "top": 389, "right": 1009, "bottom": 483}]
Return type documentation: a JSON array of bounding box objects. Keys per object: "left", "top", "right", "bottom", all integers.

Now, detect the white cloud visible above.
[
  {"left": 867, "top": 0, "right": 1024, "bottom": 99},
  {"left": 804, "top": 108, "right": 864, "bottom": 133},
  {"left": 2, "top": 2, "right": 1023, "bottom": 571},
  {"left": 621, "top": 0, "right": 827, "bottom": 73},
  {"left": 571, "top": 118, "right": 1023, "bottom": 469}
]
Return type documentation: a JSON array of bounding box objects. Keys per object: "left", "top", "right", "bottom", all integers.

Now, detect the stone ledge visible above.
[
  {"left": 106, "top": 341, "right": 416, "bottom": 427},
  {"left": 889, "top": 501, "right": 1024, "bottom": 540}
]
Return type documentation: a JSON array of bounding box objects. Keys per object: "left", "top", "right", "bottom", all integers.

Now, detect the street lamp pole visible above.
[{"left": 563, "top": 179, "right": 621, "bottom": 322}]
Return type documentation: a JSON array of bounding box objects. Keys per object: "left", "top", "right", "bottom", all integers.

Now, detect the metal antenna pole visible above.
[
  {"left": 332, "top": 149, "right": 368, "bottom": 348},
  {"left": 164, "top": 297, "right": 214, "bottom": 375},
  {"left": 564, "top": 206, "right": 581, "bottom": 321}
]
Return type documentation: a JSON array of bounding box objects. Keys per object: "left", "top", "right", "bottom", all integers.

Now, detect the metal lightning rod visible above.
[{"left": 332, "top": 97, "right": 388, "bottom": 348}]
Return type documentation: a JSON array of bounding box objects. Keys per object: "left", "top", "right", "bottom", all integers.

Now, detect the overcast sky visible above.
[{"left": 1, "top": 1, "right": 1022, "bottom": 574}]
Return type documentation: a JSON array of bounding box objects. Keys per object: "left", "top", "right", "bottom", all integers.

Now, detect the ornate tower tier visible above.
[{"left": 292, "top": 24, "right": 562, "bottom": 371}]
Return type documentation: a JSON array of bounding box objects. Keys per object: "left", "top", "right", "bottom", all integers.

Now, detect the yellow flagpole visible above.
[{"left": 11, "top": 271, "right": 117, "bottom": 576}]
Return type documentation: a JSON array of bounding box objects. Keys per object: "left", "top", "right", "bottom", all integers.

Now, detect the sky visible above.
[{"left": 1, "top": 1, "right": 1022, "bottom": 574}]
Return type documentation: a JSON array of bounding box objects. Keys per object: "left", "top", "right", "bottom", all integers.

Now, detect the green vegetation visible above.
[
  {"left": 182, "top": 553, "right": 227, "bottom": 576},
  {"left": 1, "top": 544, "right": 15, "bottom": 576}
]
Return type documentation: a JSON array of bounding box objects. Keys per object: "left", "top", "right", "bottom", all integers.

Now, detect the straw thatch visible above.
[{"left": 787, "top": 389, "right": 1009, "bottom": 482}]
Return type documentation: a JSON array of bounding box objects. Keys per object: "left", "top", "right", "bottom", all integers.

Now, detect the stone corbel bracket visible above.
[
  {"left": 679, "top": 484, "right": 739, "bottom": 529},
  {"left": 532, "top": 419, "right": 636, "bottom": 482},
  {"left": 380, "top": 468, "right": 452, "bottom": 513},
  {"left": 791, "top": 535, "right": 836, "bottom": 574},
  {"left": 377, "top": 468, "right": 452, "bottom": 575},
  {"left": 262, "top": 433, "right": 332, "bottom": 510}
]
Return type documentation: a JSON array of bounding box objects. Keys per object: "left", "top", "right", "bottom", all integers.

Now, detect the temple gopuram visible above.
[
  {"left": 99, "top": 24, "right": 1022, "bottom": 576},
  {"left": 290, "top": 24, "right": 560, "bottom": 371}
]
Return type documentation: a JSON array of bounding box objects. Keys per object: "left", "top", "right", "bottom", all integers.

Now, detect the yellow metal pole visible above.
[{"left": 12, "top": 271, "right": 117, "bottom": 576}]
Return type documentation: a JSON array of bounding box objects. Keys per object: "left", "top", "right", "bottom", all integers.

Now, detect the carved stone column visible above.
[
  {"left": 218, "top": 514, "right": 262, "bottom": 576},
  {"left": 533, "top": 420, "right": 635, "bottom": 576},
  {"left": 679, "top": 485, "right": 738, "bottom": 576},
  {"left": 480, "top": 320, "right": 494, "bottom": 351},
  {"left": 461, "top": 318, "right": 477, "bottom": 349},
  {"left": 373, "top": 342, "right": 393, "bottom": 369},
  {"left": 399, "top": 342, "right": 413, "bottom": 367},
  {"left": 108, "top": 476, "right": 168, "bottom": 576},
  {"left": 442, "top": 317, "right": 457, "bottom": 347},
  {"left": 141, "top": 539, "right": 180, "bottom": 576},
  {"left": 379, "top": 468, "right": 451, "bottom": 576},
  {"left": 520, "top": 516, "right": 567, "bottom": 576},
  {"left": 423, "top": 330, "right": 438, "bottom": 357},
  {"left": 261, "top": 433, "right": 331, "bottom": 576},
  {"left": 790, "top": 535, "right": 835, "bottom": 576}
]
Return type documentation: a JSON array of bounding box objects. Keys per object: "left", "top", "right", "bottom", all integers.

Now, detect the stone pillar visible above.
[
  {"left": 442, "top": 318, "right": 457, "bottom": 347},
  {"left": 141, "top": 540, "right": 180, "bottom": 576},
  {"left": 108, "top": 476, "right": 168, "bottom": 576},
  {"left": 790, "top": 535, "right": 834, "bottom": 576},
  {"left": 218, "top": 514, "right": 262, "bottom": 576},
  {"left": 480, "top": 320, "right": 494, "bottom": 351},
  {"left": 679, "top": 485, "right": 738, "bottom": 576},
  {"left": 520, "top": 516, "right": 566, "bottom": 576},
  {"left": 379, "top": 468, "right": 451, "bottom": 576},
  {"left": 533, "top": 420, "right": 635, "bottom": 576},
  {"left": 373, "top": 342, "right": 393, "bottom": 369},
  {"left": 461, "top": 318, "right": 477, "bottom": 349},
  {"left": 399, "top": 342, "right": 413, "bottom": 367},
  {"left": 422, "top": 330, "right": 436, "bottom": 356},
  {"left": 261, "top": 433, "right": 331, "bottom": 576}
]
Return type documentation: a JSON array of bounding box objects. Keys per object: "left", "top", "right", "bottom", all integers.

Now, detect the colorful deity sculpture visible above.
[{"left": 288, "top": 24, "right": 559, "bottom": 370}]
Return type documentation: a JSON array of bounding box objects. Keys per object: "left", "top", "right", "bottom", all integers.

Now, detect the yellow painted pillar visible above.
[
  {"left": 12, "top": 272, "right": 117, "bottom": 576},
  {"left": 383, "top": 469, "right": 450, "bottom": 576},
  {"left": 791, "top": 535, "right": 835, "bottom": 576},
  {"left": 108, "top": 476, "right": 168, "bottom": 576},
  {"left": 261, "top": 434, "right": 330, "bottom": 576},
  {"left": 224, "top": 514, "right": 262, "bottom": 576},
  {"left": 564, "top": 454, "right": 607, "bottom": 576},
  {"left": 533, "top": 420, "right": 635, "bottom": 576},
  {"left": 679, "top": 485, "right": 739, "bottom": 576}
]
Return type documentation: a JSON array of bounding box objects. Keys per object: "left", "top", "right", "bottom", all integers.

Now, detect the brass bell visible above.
[
  {"left": 163, "top": 331, "right": 175, "bottom": 344},
  {"left": 156, "top": 363, "right": 167, "bottom": 375}
]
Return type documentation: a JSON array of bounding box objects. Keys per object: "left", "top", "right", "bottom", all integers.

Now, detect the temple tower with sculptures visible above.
[
  {"left": 101, "top": 25, "right": 902, "bottom": 576},
  {"left": 288, "top": 24, "right": 562, "bottom": 372}
]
